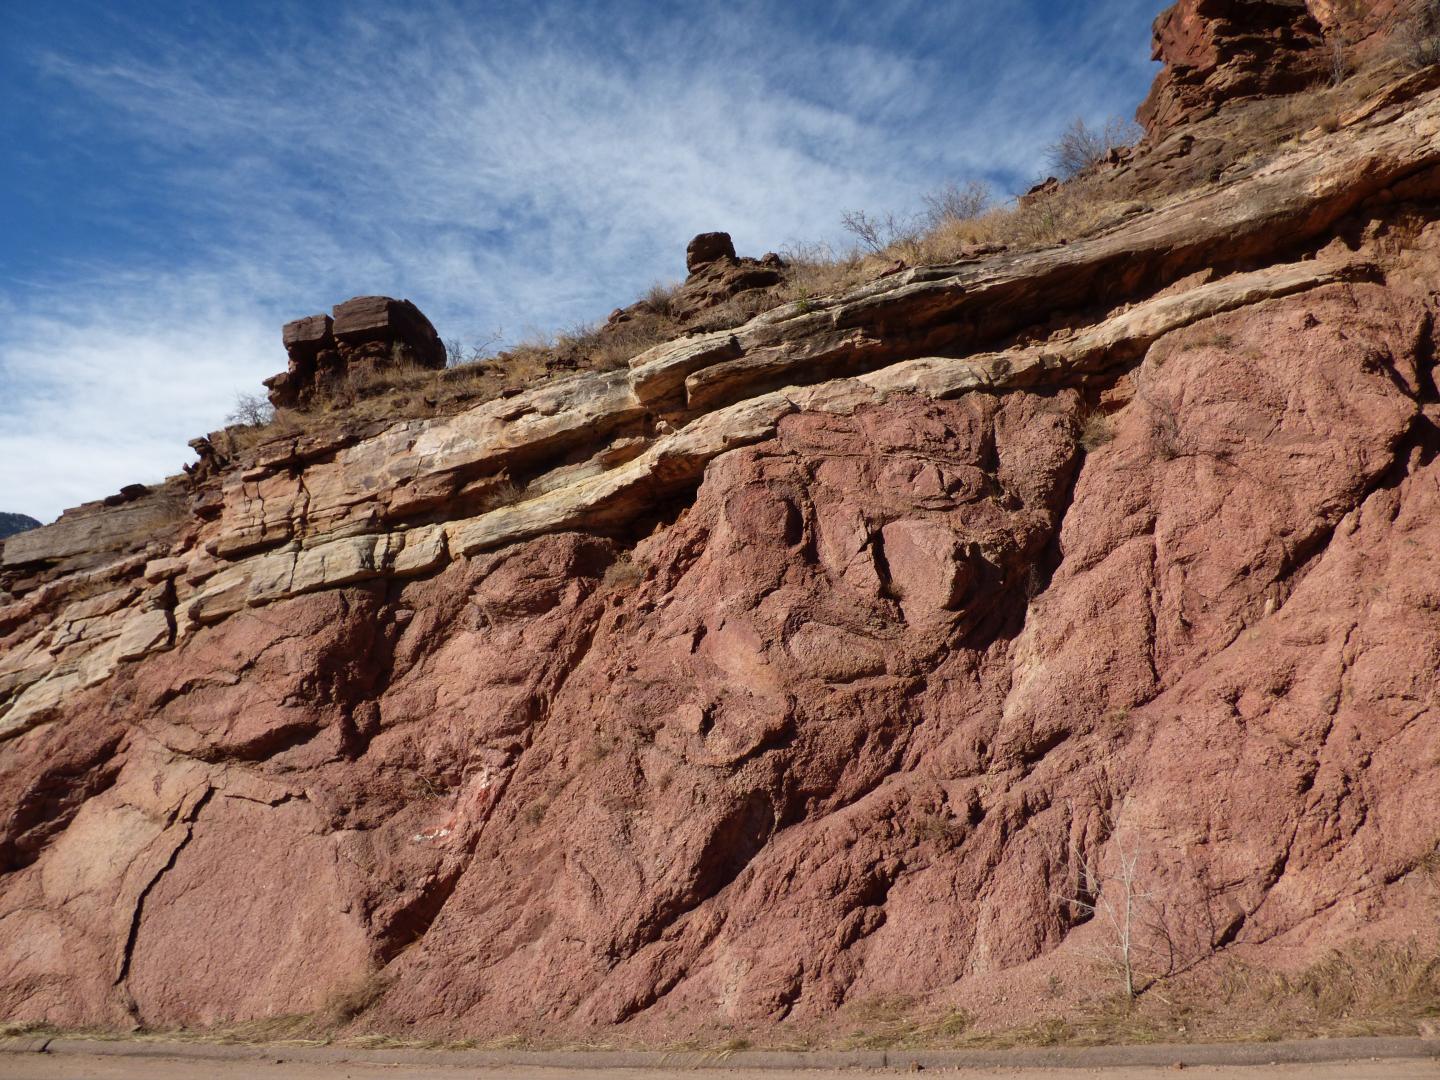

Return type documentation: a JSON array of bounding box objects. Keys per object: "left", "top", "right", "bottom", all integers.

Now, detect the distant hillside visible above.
[{"left": 0, "top": 513, "right": 40, "bottom": 541}]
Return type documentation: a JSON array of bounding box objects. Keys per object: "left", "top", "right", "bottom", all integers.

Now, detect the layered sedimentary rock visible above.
[
  {"left": 1138, "top": 0, "right": 1421, "bottom": 137},
  {"left": 1139, "top": 0, "right": 1326, "bottom": 137},
  {"left": 605, "top": 231, "right": 786, "bottom": 330},
  {"left": 264, "top": 295, "right": 446, "bottom": 409},
  {"left": 2, "top": 15, "right": 1440, "bottom": 1043}
]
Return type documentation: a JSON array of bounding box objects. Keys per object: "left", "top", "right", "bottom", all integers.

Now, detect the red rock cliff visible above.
[
  {"left": 2, "top": 4, "right": 1440, "bottom": 1046},
  {"left": 1138, "top": 0, "right": 1420, "bottom": 137}
]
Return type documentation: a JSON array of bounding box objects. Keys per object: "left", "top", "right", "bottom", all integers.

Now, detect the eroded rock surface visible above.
[
  {"left": 2, "top": 23, "right": 1440, "bottom": 1043},
  {"left": 1138, "top": 0, "right": 1420, "bottom": 138},
  {"left": 264, "top": 296, "right": 446, "bottom": 409}
]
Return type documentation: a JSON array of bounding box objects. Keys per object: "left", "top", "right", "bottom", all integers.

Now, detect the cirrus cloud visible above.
[{"left": 0, "top": 0, "right": 1160, "bottom": 521}]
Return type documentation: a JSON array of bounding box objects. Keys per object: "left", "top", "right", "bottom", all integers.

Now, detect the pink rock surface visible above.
[
  {"left": 4, "top": 24, "right": 1440, "bottom": 1041},
  {"left": 1, "top": 260, "right": 1437, "bottom": 1038}
]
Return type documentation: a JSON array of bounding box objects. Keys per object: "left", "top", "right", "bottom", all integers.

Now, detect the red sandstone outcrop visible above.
[
  {"left": 264, "top": 295, "right": 445, "bottom": 409},
  {"left": 605, "top": 232, "right": 785, "bottom": 331},
  {"left": 1139, "top": 0, "right": 1326, "bottom": 137},
  {"left": 2, "top": 10, "right": 1440, "bottom": 1046},
  {"left": 1138, "top": 0, "right": 1423, "bottom": 138}
]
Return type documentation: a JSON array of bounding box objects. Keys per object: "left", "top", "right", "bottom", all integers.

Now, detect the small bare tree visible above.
[
  {"left": 1058, "top": 827, "right": 1151, "bottom": 999},
  {"left": 444, "top": 331, "right": 502, "bottom": 368},
  {"left": 227, "top": 391, "right": 273, "bottom": 428},
  {"left": 922, "top": 180, "right": 991, "bottom": 228},
  {"left": 1047, "top": 117, "right": 1144, "bottom": 179},
  {"left": 840, "top": 208, "right": 920, "bottom": 254},
  {"left": 1328, "top": 36, "right": 1349, "bottom": 86},
  {"left": 1400, "top": 0, "right": 1440, "bottom": 69}
]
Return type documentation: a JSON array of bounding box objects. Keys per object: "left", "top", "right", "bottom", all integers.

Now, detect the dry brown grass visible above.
[
  {"left": 773, "top": 243, "right": 875, "bottom": 309},
  {"left": 221, "top": 60, "right": 1423, "bottom": 453},
  {"left": 322, "top": 970, "right": 391, "bottom": 1026},
  {"left": 1080, "top": 413, "right": 1116, "bottom": 452},
  {"left": 505, "top": 306, "right": 684, "bottom": 376},
  {"left": 869, "top": 178, "right": 1144, "bottom": 266},
  {"left": 600, "top": 552, "right": 647, "bottom": 591},
  {"left": 226, "top": 281, "right": 689, "bottom": 451},
  {"left": 10, "top": 940, "right": 1437, "bottom": 1053},
  {"left": 679, "top": 243, "right": 876, "bottom": 333},
  {"left": 1220, "top": 941, "right": 1440, "bottom": 1038},
  {"left": 1032, "top": 939, "right": 1440, "bottom": 1048},
  {"left": 1244, "top": 88, "right": 1347, "bottom": 154},
  {"left": 836, "top": 995, "right": 975, "bottom": 1049},
  {"left": 829, "top": 939, "right": 1440, "bottom": 1052}
]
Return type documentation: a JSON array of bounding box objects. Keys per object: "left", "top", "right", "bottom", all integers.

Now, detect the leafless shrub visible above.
[
  {"left": 1419, "top": 838, "right": 1440, "bottom": 881},
  {"left": 910, "top": 811, "right": 962, "bottom": 850},
  {"left": 601, "top": 552, "right": 647, "bottom": 591},
  {"left": 477, "top": 476, "right": 523, "bottom": 512},
  {"left": 1047, "top": 117, "right": 1143, "bottom": 180},
  {"left": 841, "top": 181, "right": 991, "bottom": 262},
  {"left": 227, "top": 391, "right": 274, "bottom": 428},
  {"left": 1399, "top": 0, "right": 1440, "bottom": 70},
  {"left": 1080, "top": 412, "right": 1115, "bottom": 451},
  {"left": 323, "top": 970, "right": 390, "bottom": 1025},
  {"left": 642, "top": 280, "right": 683, "bottom": 319},
  {"left": 445, "top": 331, "right": 501, "bottom": 368},
  {"left": 1328, "top": 36, "right": 1350, "bottom": 86},
  {"left": 922, "top": 180, "right": 991, "bottom": 228},
  {"left": 841, "top": 208, "right": 922, "bottom": 254},
  {"left": 1141, "top": 389, "right": 1185, "bottom": 461}
]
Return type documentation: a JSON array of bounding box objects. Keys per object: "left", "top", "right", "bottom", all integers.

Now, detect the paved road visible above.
[{"left": 3, "top": 1052, "right": 1437, "bottom": 1080}]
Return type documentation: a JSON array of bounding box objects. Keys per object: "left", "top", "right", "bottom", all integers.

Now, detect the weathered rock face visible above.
[
  {"left": 1138, "top": 0, "right": 1422, "bottom": 138},
  {"left": 607, "top": 232, "right": 786, "bottom": 331},
  {"left": 1139, "top": 0, "right": 1326, "bottom": 137},
  {"left": 2, "top": 40, "right": 1440, "bottom": 1043},
  {"left": 685, "top": 231, "right": 738, "bottom": 272},
  {"left": 265, "top": 295, "right": 445, "bottom": 409}
]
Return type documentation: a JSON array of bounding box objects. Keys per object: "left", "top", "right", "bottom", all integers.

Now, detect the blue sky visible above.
[{"left": 0, "top": 0, "right": 1160, "bottom": 522}]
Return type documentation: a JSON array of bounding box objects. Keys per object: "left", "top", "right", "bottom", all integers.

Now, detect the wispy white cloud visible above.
[
  {"left": 0, "top": 275, "right": 276, "bottom": 515},
  {"left": 0, "top": 0, "right": 1158, "bottom": 522}
]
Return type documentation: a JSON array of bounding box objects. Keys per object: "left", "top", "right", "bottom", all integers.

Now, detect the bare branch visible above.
[
  {"left": 1399, "top": 0, "right": 1440, "bottom": 70},
  {"left": 922, "top": 181, "right": 991, "bottom": 228},
  {"left": 1047, "top": 117, "right": 1143, "bottom": 180},
  {"left": 226, "top": 391, "right": 273, "bottom": 428}
]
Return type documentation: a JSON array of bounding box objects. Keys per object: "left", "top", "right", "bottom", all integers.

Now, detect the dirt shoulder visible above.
[
  {"left": 0, "top": 1034, "right": 1436, "bottom": 1078},
  {"left": 0, "top": 1049, "right": 1437, "bottom": 1080}
]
